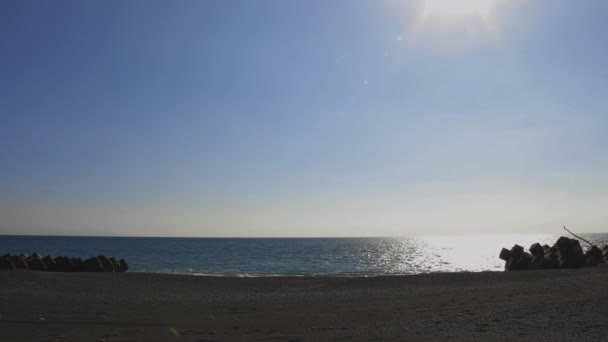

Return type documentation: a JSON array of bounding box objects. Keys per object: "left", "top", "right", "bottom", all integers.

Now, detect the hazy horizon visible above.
[
  {"left": 0, "top": 231, "right": 605, "bottom": 239},
  {"left": 2, "top": 0, "right": 608, "bottom": 237}
]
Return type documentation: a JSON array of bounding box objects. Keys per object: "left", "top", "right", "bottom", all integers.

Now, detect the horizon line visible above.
[{"left": 0, "top": 232, "right": 603, "bottom": 239}]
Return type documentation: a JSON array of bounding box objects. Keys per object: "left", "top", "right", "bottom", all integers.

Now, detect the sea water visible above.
[{"left": 1, "top": 234, "right": 606, "bottom": 276}]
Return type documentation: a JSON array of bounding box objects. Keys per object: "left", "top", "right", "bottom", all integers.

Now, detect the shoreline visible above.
[
  {"left": 2, "top": 266, "right": 607, "bottom": 341},
  {"left": 132, "top": 269, "right": 504, "bottom": 277}
]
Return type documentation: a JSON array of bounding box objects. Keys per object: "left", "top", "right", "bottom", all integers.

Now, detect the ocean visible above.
[{"left": 1, "top": 233, "right": 607, "bottom": 276}]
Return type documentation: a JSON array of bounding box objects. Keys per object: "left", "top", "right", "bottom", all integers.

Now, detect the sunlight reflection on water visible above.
[{"left": 407, "top": 234, "right": 558, "bottom": 273}]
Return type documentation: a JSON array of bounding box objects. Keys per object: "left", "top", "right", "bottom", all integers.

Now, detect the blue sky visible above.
[{"left": 1, "top": 0, "right": 608, "bottom": 236}]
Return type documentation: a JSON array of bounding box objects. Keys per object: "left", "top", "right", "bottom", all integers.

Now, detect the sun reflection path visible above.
[{"left": 370, "top": 234, "right": 558, "bottom": 274}]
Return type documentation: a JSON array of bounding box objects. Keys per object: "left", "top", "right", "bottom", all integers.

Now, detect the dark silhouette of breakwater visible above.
[
  {"left": 500, "top": 236, "right": 608, "bottom": 271},
  {"left": 0, "top": 253, "right": 128, "bottom": 272}
]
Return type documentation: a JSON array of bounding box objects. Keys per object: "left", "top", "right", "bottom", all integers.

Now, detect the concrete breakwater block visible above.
[
  {"left": 499, "top": 248, "right": 511, "bottom": 261},
  {"left": 529, "top": 243, "right": 544, "bottom": 257},
  {"left": 500, "top": 237, "right": 608, "bottom": 271},
  {"left": 0, "top": 253, "right": 129, "bottom": 272}
]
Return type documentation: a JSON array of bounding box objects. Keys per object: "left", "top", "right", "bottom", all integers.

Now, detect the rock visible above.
[
  {"left": 54, "top": 256, "right": 76, "bottom": 272},
  {"left": 555, "top": 237, "right": 585, "bottom": 269},
  {"left": 53, "top": 256, "right": 65, "bottom": 269},
  {"left": 545, "top": 250, "right": 556, "bottom": 258},
  {"left": 118, "top": 259, "right": 129, "bottom": 272},
  {"left": 2, "top": 253, "right": 128, "bottom": 273},
  {"left": 519, "top": 253, "right": 532, "bottom": 269},
  {"left": 500, "top": 236, "right": 607, "bottom": 271},
  {"left": 26, "top": 258, "right": 46, "bottom": 271},
  {"left": 551, "top": 249, "right": 562, "bottom": 259},
  {"left": 42, "top": 256, "right": 57, "bottom": 271},
  {"left": 569, "top": 239, "right": 584, "bottom": 255},
  {"left": 585, "top": 245, "right": 604, "bottom": 264},
  {"left": 510, "top": 245, "right": 524, "bottom": 259},
  {"left": 0, "top": 257, "right": 16, "bottom": 270},
  {"left": 529, "top": 243, "right": 544, "bottom": 257},
  {"left": 505, "top": 252, "right": 532, "bottom": 271},
  {"left": 11, "top": 255, "right": 28, "bottom": 269},
  {"left": 97, "top": 255, "right": 115, "bottom": 272},
  {"left": 544, "top": 246, "right": 557, "bottom": 258},
  {"left": 505, "top": 257, "right": 516, "bottom": 271},
  {"left": 82, "top": 257, "right": 103, "bottom": 272},
  {"left": 71, "top": 258, "right": 83, "bottom": 271},
  {"left": 584, "top": 256, "right": 598, "bottom": 267},
  {"left": 499, "top": 248, "right": 511, "bottom": 261},
  {"left": 528, "top": 255, "right": 544, "bottom": 270},
  {"left": 555, "top": 237, "right": 572, "bottom": 255},
  {"left": 109, "top": 257, "right": 122, "bottom": 271},
  {"left": 541, "top": 257, "right": 559, "bottom": 269}
]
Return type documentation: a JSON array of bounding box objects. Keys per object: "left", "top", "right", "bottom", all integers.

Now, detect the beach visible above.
[{"left": 1, "top": 267, "right": 607, "bottom": 341}]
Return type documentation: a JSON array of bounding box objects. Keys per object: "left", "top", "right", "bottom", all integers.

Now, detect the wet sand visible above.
[{"left": 1, "top": 266, "right": 607, "bottom": 341}]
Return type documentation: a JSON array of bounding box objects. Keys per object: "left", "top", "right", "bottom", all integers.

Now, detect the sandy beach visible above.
[{"left": 1, "top": 267, "right": 607, "bottom": 341}]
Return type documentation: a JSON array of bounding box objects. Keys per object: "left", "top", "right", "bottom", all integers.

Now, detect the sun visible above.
[
  {"left": 421, "top": 0, "right": 496, "bottom": 19},
  {"left": 395, "top": 0, "right": 503, "bottom": 54}
]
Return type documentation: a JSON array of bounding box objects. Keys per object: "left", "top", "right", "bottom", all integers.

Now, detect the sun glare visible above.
[
  {"left": 421, "top": 0, "right": 496, "bottom": 19},
  {"left": 401, "top": 0, "right": 502, "bottom": 52}
]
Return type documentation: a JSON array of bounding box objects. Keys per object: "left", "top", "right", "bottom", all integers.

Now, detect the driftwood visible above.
[{"left": 563, "top": 225, "right": 593, "bottom": 246}]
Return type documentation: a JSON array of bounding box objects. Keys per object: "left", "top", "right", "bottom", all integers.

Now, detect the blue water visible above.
[{"left": 1, "top": 234, "right": 607, "bottom": 276}]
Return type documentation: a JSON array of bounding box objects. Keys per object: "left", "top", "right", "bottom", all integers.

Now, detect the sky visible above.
[{"left": 1, "top": 0, "right": 608, "bottom": 237}]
